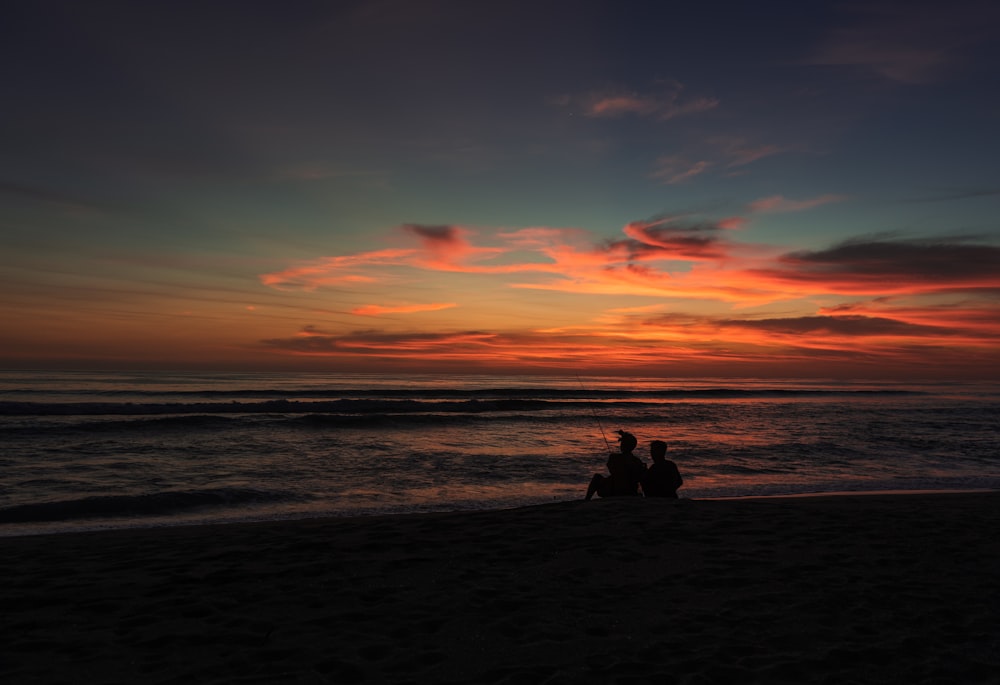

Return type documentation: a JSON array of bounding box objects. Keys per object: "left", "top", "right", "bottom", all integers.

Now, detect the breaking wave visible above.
[{"left": 0, "top": 388, "right": 921, "bottom": 417}]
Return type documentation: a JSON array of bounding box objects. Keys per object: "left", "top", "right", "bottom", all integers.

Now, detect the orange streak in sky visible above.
[{"left": 350, "top": 303, "right": 457, "bottom": 316}]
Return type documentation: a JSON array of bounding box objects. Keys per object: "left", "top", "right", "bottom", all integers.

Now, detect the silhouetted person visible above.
[
  {"left": 641, "top": 440, "right": 683, "bottom": 498},
  {"left": 586, "top": 430, "right": 647, "bottom": 499}
]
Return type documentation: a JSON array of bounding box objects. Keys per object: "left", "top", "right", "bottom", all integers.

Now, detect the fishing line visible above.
[{"left": 576, "top": 375, "right": 613, "bottom": 454}]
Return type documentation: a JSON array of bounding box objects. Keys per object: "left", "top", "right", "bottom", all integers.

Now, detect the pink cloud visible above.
[
  {"left": 748, "top": 194, "right": 846, "bottom": 213},
  {"left": 578, "top": 83, "right": 719, "bottom": 121},
  {"left": 805, "top": 2, "right": 999, "bottom": 84},
  {"left": 651, "top": 157, "right": 712, "bottom": 185},
  {"left": 718, "top": 217, "right": 747, "bottom": 230},
  {"left": 810, "top": 19, "right": 947, "bottom": 84},
  {"left": 259, "top": 224, "right": 568, "bottom": 292},
  {"left": 497, "top": 226, "right": 591, "bottom": 249},
  {"left": 649, "top": 139, "right": 787, "bottom": 187},
  {"left": 705, "top": 137, "right": 790, "bottom": 170},
  {"left": 401, "top": 224, "right": 508, "bottom": 270},
  {"left": 587, "top": 95, "right": 659, "bottom": 117},
  {"left": 260, "top": 221, "right": 1000, "bottom": 316},
  {"left": 658, "top": 96, "right": 720, "bottom": 121},
  {"left": 621, "top": 216, "right": 737, "bottom": 261}
]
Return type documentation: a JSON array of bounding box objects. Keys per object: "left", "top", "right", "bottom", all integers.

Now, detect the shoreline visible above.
[
  {"left": 2, "top": 486, "right": 997, "bottom": 540},
  {"left": 700, "top": 486, "right": 1000, "bottom": 500},
  {"left": 3, "top": 491, "right": 998, "bottom": 683}
]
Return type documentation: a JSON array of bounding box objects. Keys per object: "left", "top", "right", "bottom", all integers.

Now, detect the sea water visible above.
[{"left": 1, "top": 371, "right": 998, "bottom": 536}]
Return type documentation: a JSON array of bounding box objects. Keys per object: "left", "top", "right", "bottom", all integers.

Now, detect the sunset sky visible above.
[{"left": 2, "top": 0, "right": 999, "bottom": 378}]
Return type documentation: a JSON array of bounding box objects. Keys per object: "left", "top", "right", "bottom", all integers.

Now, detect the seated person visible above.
[
  {"left": 586, "top": 430, "right": 647, "bottom": 500},
  {"left": 641, "top": 440, "right": 683, "bottom": 498}
]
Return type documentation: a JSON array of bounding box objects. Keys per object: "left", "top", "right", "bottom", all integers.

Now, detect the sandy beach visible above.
[{"left": 2, "top": 492, "right": 998, "bottom": 684}]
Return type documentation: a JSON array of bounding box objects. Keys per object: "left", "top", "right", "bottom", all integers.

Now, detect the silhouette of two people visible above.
[{"left": 585, "top": 430, "right": 683, "bottom": 500}]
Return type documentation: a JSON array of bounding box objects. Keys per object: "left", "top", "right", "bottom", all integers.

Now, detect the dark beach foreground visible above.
[{"left": 2, "top": 492, "right": 999, "bottom": 684}]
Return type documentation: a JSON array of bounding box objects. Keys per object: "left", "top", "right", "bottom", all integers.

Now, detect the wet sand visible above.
[{"left": 2, "top": 492, "right": 998, "bottom": 684}]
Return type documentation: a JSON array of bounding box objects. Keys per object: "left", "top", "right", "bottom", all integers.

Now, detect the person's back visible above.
[
  {"left": 642, "top": 440, "right": 682, "bottom": 498},
  {"left": 607, "top": 451, "right": 645, "bottom": 496}
]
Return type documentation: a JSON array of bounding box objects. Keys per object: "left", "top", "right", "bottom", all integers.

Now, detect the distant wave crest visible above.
[{"left": 0, "top": 388, "right": 920, "bottom": 417}]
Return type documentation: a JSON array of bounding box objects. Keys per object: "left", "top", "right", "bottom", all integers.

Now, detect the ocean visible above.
[{"left": 1, "top": 371, "right": 998, "bottom": 536}]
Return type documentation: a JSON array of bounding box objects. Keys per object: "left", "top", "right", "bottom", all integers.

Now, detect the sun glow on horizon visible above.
[{"left": 240, "top": 220, "right": 1000, "bottom": 379}]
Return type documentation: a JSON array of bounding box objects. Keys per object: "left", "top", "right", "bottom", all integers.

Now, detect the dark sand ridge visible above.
[{"left": 2, "top": 492, "right": 998, "bottom": 684}]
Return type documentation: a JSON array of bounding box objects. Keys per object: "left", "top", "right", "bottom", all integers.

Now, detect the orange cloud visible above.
[
  {"left": 260, "top": 326, "right": 735, "bottom": 372},
  {"left": 262, "top": 223, "right": 1000, "bottom": 310},
  {"left": 260, "top": 248, "right": 415, "bottom": 289},
  {"left": 819, "top": 300, "right": 1000, "bottom": 336},
  {"left": 260, "top": 224, "right": 572, "bottom": 291},
  {"left": 259, "top": 297, "right": 1000, "bottom": 377},
  {"left": 259, "top": 222, "right": 1000, "bottom": 377},
  {"left": 497, "top": 226, "right": 591, "bottom": 249},
  {"left": 351, "top": 302, "right": 457, "bottom": 316},
  {"left": 400, "top": 224, "right": 507, "bottom": 270},
  {"left": 621, "top": 216, "right": 739, "bottom": 261}
]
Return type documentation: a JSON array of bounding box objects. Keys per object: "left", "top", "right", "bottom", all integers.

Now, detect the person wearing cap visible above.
[{"left": 585, "top": 430, "right": 647, "bottom": 500}]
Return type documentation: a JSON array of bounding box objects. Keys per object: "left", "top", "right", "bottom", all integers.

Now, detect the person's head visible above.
[
  {"left": 617, "top": 430, "right": 637, "bottom": 454},
  {"left": 650, "top": 440, "right": 668, "bottom": 462}
]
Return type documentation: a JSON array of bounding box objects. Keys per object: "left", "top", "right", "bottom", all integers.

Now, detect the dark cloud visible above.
[
  {"left": 402, "top": 224, "right": 462, "bottom": 244},
  {"left": 777, "top": 237, "right": 1000, "bottom": 282},
  {"left": 720, "top": 315, "right": 949, "bottom": 337}
]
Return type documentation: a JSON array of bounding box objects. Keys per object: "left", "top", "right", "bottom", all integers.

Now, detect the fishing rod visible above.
[{"left": 576, "top": 376, "right": 613, "bottom": 454}]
